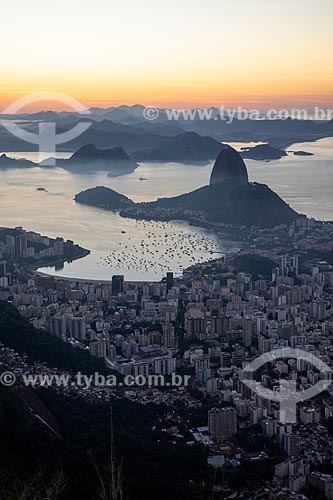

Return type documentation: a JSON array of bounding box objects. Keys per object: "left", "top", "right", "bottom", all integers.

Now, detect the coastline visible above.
[
  {"left": 34, "top": 218, "right": 243, "bottom": 283},
  {"left": 27, "top": 247, "right": 90, "bottom": 274},
  {"left": 33, "top": 268, "right": 160, "bottom": 286},
  {"left": 5, "top": 136, "right": 333, "bottom": 283}
]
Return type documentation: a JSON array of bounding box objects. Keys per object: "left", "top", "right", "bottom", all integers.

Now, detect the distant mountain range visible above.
[
  {"left": 76, "top": 147, "right": 302, "bottom": 227},
  {"left": 0, "top": 118, "right": 226, "bottom": 163},
  {"left": 2, "top": 104, "right": 332, "bottom": 161},
  {"left": 57, "top": 128, "right": 225, "bottom": 163},
  {"left": 7, "top": 104, "right": 332, "bottom": 138}
]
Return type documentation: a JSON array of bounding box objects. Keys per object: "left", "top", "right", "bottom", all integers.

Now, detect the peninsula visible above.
[{"left": 76, "top": 147, "right": 302, "bottom": 227}]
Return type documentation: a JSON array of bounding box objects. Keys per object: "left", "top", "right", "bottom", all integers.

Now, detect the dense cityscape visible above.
[{"left": 0, "top": 216, "right": 332, "bottom": 498}]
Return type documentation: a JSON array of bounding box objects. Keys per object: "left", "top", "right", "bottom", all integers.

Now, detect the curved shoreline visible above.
[{"left": 26, "top": 248, "right": 90, "bottom": 276}]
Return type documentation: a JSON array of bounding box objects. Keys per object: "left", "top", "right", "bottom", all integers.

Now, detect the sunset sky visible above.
[{"left": 2, "top": 0, "right": 333, "bottom": 111}]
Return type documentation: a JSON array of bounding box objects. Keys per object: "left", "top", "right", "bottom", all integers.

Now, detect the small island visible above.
[
  {"left": 240, "top": 144, "right": 287, "bottom": 160},
  {"left": 0, "top": 144, "right": 138, "bottom": 176},
  {"left": 293, "top": 150, "right": 314, "bottom": 156},
  {"left": 63, "top": 144, "right": 138, "bottom": 174},
  {"left": 75, "top": 186, "right": 134, "bottom": 210}
]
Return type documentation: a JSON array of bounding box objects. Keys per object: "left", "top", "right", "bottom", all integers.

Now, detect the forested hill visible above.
[{"left": 0, "top": 302, "right": 211, "bottom": 500}]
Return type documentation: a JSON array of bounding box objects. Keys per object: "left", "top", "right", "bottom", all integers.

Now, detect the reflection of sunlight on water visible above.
[
  {"left": 0, "top": 137, "right": 332, "bottom": 279},
  {"left": 224, "top": 141, "right": 267, "bottom": 151},
  {"left": 39, "top": 218, "right": 240, "bottom": 281},
  {"left": 0, "top": 152, "right": 72, "bottom": 162}
]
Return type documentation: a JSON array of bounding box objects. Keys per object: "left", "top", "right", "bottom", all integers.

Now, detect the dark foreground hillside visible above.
[{"left": 0, "top": 302, "right": 210, "bottom": 500}]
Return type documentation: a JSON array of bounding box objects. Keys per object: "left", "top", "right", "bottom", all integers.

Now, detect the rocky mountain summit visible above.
[
  {"left": 210, "top": 146, "right": 249, "bottom": 185},
  {"left": 123, "top": 147, "right": 302, "bottom": 227}
]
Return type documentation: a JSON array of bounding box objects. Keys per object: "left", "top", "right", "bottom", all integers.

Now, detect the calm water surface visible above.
[{"left": 0, "top": 137, "right": 332, "bottom": 280}]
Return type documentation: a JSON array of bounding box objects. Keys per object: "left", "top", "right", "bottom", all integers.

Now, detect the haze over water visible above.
[{"left": 0, "top": 137, "right": 332, "bottom": 281}]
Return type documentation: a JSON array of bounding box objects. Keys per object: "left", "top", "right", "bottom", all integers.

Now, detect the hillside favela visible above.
[{"left": 1, "top": 1, "right": 333, "bottom": 499}]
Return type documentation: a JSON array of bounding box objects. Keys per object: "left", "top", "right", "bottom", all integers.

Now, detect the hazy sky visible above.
[{"left": 2, "top": 0, "right": 333, "bottom": 110}]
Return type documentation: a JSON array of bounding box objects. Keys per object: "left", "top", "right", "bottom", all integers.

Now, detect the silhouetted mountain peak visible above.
[
  {"left": 69, "top": 144, "right": 132, "bottom": 162},
  {"left": 70, "top": 144, "right": 99, "bottom": 159},
  {"left": 210, "top": 146, "right": 249, "bottom": 186},
  {"left": 119, "top": 148, "right": 301, "bottom": 227}
]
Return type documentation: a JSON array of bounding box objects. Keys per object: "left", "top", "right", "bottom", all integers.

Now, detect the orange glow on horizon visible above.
[
  {"left": 1, "top": 77, "right": 333, "bottom": 113},
  {"left": 1, "top": 0, "right": 333, "bottom": 113}
]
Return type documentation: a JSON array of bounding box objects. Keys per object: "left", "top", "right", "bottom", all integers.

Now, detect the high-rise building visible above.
[
  {"left": 163, "top": 322, "right": 175, "bottom": 348},
  {"left": 232, "top": 350, "right": 244, "bottom": 367},
  {"left": 220, "top": 352, "right": 231, "bottom": 367},
  {"left": 112, "top": 275, "right": 124, "bottom": 295},
  {"left": 49, "top": 315, "right": 67, "bottom": 340},
  {"left": 195, "top": 356, "right": 211, "bottom": 383},
  {"left": 310, "top": 300, "right": 326, "bottom": 321},
  {"left": 279, "top": 255, "right": 299, "bottom": 276},
  {"left": 300, "top": 406, "right": 321, "bottom": 425},
  {"left": 166, "top": 272, "right": 174, "bottom": 291},
  {"left": 5, "top": 235, "right": 15, "bottom": 259},
  {"left": 0, "top": 260, "right": 7, "bottom": 277},
  {"left": 152, "top": 351, "right": 175, "bottom": 375},
  {"left": 15, "top": 233, "right": 28, "bottom": 259},
  {"left": 90, "top": 341, "right": 107, "bottom": 358},
  {"left": 211, "top": 317, "right": 223, "bottom": 336},
  {"left": 242, "top": 317, "right": 252, "bottom": 347},
  {"left": 208, "top": 407, "right": 237, "bottom": 439},
  {"left": 67, "top": 316, "right": 87, "bottom": 340},
  {"left": 185, "top": 317, "right": 207, "bottom": 340}
]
